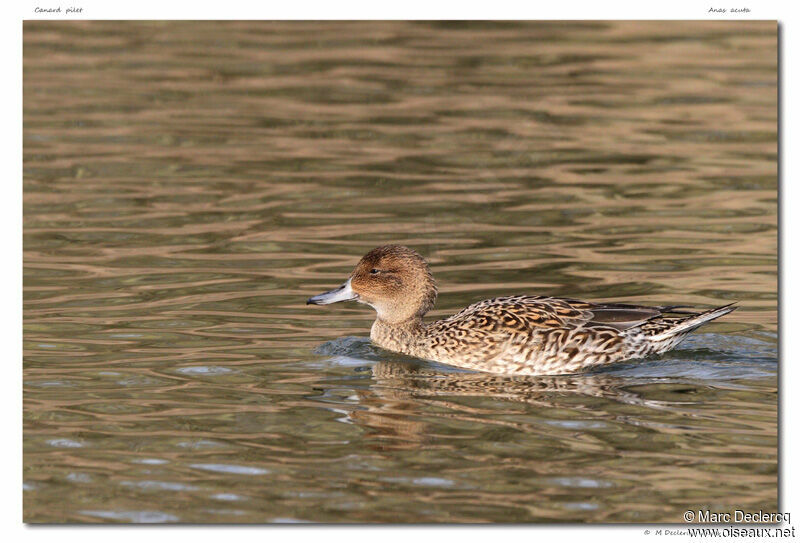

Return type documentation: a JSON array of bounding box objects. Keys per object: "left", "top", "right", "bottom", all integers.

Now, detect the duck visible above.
[{"left": 306, "top": 245, "right": 736, "bottom": 375}]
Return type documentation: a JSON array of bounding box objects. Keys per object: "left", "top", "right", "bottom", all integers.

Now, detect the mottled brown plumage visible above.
[{"left": 307, "top": 245, "right": 736, "bottom": 376}]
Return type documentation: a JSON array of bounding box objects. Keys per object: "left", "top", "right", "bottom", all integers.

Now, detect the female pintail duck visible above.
[{"left": 307, "top": 245, "right": 736, "bottom": 376}]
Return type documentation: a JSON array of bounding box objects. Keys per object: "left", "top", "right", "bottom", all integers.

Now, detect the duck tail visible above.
[{"left": 647, "top": 303, "right": 737, "bottom": 341}]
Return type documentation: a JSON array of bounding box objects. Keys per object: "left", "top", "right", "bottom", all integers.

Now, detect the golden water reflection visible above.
[{"left": 24, "top": 20, "right": 776, "bottom": 523}]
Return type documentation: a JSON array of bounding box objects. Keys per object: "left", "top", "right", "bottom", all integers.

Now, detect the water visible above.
[{"left": 23, "top": 21, "right": 777, "bottom": 523}]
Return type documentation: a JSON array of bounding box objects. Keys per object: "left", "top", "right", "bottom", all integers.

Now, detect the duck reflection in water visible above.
[{"left": 345, "top": 359, "right": 661, "bottom": 451}]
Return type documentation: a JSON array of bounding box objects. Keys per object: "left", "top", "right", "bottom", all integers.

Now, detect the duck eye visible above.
[{"left": 370, "top": 268, "right": 380, "bottom": 274}]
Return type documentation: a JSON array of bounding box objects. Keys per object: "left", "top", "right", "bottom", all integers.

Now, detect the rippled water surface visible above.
[{"left": 23, "top": 21, "right": 777, "bottom": 523}]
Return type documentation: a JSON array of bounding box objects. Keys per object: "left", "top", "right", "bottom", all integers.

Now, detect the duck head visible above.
[{"left": 307, "top": 245, "right": 437, "bottom": 324}]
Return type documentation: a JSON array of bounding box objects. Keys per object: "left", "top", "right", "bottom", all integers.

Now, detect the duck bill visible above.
[{"left": 307, "top": 279, "right": 359, "bottom": 305}]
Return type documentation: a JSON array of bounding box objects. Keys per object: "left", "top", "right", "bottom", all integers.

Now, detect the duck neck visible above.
[{"left": 370, "top": 316, "right": 426, "bottom": 356}]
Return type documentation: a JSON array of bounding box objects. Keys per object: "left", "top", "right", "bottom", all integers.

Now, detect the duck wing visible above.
[
  {"left": 437, "top": 295, "right": 595, "bottom": 332},
  {"left": 440, "top": 296, "right": 683, "bottom": 333},
  {"left": 579, "top": 303, "right": 662, "bottom": 331},
  {"left": 579, "top": 301, "right": 700, "bottom": 331}
]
